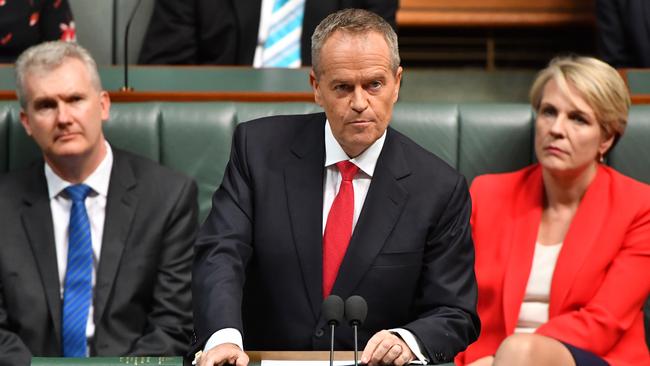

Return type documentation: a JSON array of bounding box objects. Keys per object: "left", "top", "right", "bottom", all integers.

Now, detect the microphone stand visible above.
[
  {"left": 329, "top": 322, "right": 336, "bottom": 366},
  {"left": 352, "top": 321, "right": 359, "bottom": 366},
  {"left": 121, "top": 0, "right": 143, "bottom": 91}
]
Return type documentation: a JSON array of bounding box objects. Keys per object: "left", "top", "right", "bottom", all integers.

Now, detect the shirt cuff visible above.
[
  {"left": 204, "top": 328, "right": 244, "bottom": 352},
  {"left": 389, "top": 328, "right": 428, "bottom": 364}
]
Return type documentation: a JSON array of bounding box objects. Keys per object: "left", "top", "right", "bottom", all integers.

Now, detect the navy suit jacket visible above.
[
  {"left": 0, "top": 148, "right": 197, "bottom": 364},
  {"left": 138, "top": 0, "right": 397, "bottom": 65},
  {"left": 192, "top": 113, "right": 479, "bottom": 363}
]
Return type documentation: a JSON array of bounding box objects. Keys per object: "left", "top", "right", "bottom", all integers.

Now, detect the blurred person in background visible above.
[
  {"left": 0, "top": 0, "right": 75, "bottom": 63},
  {"left": 138, "top": 0, "right": 396, "bottom": 66}
]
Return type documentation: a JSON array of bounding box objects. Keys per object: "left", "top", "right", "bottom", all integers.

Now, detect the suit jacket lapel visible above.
[
  {"left": 550, "top": 166, "right": 610, "bottom": 314},
  {"left": 94, "top": 150, "right": 137, "bottom": 323},
  {"left": 21, "top": 164, "right": 62, "bottom": 348},
  {"left": 333, "top": 128, "right": 409, "bottom": 299},
  {"left": 502, "top": 166, "right": 543, "bottom": 333},
  {"left": 285, "top": 115, "right": 327, "bottom": 320}
]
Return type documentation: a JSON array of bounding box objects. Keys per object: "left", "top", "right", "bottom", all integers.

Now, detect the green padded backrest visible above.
[
  {"left": 609, "top": 105, "right": 650, "bottom": 185},
  {"left": 234, "top": 102, "right": 322, "bottom": 124},
  {"left": 105, "top": 103, "right": 161, "bottom": 161},
  {"left": 392, "top": 103, "right": 459, "bottom": 168},
  {"left": 160, "top": 102, "right": 238, "bottom": 222},
  {"left": 6, "top": 102, "right": 41, "bottom": 171},
  {"left": 459, "top": 104, "right": 535, "bottom": 184}
]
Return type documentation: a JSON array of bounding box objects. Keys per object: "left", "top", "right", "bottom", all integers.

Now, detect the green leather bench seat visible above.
[{"left": 2, "top": 101, "right": 650, "bottom": 221}]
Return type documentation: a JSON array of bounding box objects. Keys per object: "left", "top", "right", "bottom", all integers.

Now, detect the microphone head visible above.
[
  {"left": 322, "top": 295, "right": 344, "bottom": 326},
  {"left": 345, "top": 295, "right": 368, "bottom": 326}
]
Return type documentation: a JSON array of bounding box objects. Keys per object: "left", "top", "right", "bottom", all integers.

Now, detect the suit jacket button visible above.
[{"left": 315, "top": 329, "right": 324, "bottom": 338}]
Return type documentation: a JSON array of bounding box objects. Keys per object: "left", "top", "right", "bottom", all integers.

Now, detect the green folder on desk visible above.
[{"left": 31, "top": 356, "right": 183, "bottom": 366}]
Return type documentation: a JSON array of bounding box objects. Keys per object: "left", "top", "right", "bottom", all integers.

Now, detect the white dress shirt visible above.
[
  {"left": 45, "top": 142, "right": 113, "bottom": 346},
  {"left": 205, "top": 122, "right": 426, "bottom": 363}
]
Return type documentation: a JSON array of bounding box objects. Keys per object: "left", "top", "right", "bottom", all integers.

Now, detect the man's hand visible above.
[
  {"left": 198, "top": 343, "right": 249, "bottom": 366},
  {"left": 360, "top": 330, "right": 415, "bottom": 365}
]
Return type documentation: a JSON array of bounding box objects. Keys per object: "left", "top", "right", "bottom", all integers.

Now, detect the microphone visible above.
[
  {"left": 120, "top": 0, "right": 143, "bottom": 91},
  {"left": 322, "top": 295, "right": 344, "bottom": 366},
  {"left": 345, "top": 295, "right": 367, "bottom": 366}
]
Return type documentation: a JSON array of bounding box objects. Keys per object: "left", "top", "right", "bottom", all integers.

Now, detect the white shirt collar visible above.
[
  {"left": 45, "top": 141, "right": 114, "bottom": 199},
  {"left": 324, "top": 120, "right": 386, "bottom": 177}
]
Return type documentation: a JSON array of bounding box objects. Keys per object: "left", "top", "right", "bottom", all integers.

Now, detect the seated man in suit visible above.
[
  {"left": 193, "top": 9, "right": 480, "bottom": 366},
  {"left": 0, "top": 41, "right": 197, "bottom": 364}
]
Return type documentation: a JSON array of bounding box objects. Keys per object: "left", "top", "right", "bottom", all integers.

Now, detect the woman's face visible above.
[{"left": 534, "top": 78, "right": 613, "bottom": 177}]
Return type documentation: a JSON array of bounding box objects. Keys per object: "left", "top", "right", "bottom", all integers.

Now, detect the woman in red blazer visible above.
[{"left": 457, "top": 56, "right": 650, "bottom": 366}]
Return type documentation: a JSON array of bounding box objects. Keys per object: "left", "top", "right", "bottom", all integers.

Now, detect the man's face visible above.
[
  {"left": 20, "top": 57, "right": 110, "bottom": 166},
  {"left": 310, "top": 31, "right": 402, "bottom": 158}
]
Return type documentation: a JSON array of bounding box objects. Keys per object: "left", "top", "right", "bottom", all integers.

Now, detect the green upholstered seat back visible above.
[{"left": 2, "top": 100, "right": 650, "bottom": 221}]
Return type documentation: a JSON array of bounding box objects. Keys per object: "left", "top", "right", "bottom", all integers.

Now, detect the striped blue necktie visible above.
[
  {"left": 261, "top": 0, "right": 305, "bottom": 67},
  {"left": 62, "top": 184, "right": 93, "bottom": 357}
]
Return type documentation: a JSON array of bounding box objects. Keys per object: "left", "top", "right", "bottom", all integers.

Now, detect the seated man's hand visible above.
[
  {"left": 360, "top": 330, "right": 415, "bottom": 366},
  {"left": 198, "top": 343, "right": 249, "bottom": 366}
]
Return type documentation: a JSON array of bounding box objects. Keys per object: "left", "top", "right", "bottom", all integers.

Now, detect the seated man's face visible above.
[
  {"left": 19, "top": 57, "right": 109, "bottom": 164},
  {"left": 311, "top": 30, "right": 402, "bottom": 158}
]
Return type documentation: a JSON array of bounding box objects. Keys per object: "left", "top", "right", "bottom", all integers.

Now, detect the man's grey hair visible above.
[
  {"left": 15, "top": 41, "right": 102, "bottom": 108},
  {"left": 311, "top": 8, "right": 400, "bottom": 77}
]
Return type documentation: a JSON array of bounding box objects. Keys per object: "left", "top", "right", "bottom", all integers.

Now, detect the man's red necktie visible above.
[{"left": 323, "top": 161, "right": 359, "bottom": 298}]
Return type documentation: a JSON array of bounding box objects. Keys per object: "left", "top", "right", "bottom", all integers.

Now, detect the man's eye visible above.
[
  {"left": 368, "top": 81, "right": 382, "bottom": 90},
  {"left": 34, "top": 100, "right": 57, "bottom": 110},
  {"left": 334, "top": 84, "right": 350, "bottom": 92}
]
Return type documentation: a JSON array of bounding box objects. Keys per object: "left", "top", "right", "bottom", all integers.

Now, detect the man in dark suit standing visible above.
[
  {"left": 193, "top": 9, "right": 479, "bottom": 366},
  {"left": 138, "top": 0, "right": 397, "bottom": 66},
  {"left": 0, "top": 41, "right": 197, "bottom": 364}
]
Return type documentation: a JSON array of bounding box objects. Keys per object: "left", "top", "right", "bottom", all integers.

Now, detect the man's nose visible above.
[
  {"left": 350, "top": 87, "right": 368, "bottom": 113},
  {"left": 56, "top": 102, "right": 73, "bottom": 124}
]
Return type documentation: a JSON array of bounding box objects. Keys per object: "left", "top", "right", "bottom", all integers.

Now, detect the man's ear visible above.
[
  {"left": 392, "top": 66, "right": 403, "bottom": 103},
  {"left": 19, "top": 110, "right": 33, "bottom": 136},
  {"left": 309, "top": 69, "right": 323, "bottom": 106},
  {"left": 99, "top": 91, "right": 111, "bottom": 122}
]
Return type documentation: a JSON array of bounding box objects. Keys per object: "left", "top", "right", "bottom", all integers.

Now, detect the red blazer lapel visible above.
[
  {"left": 550, "top": 166, "right": 611, "bottom": 314},
  {"left": 502, "top": 166, "right": 544, "bottom": 333}
]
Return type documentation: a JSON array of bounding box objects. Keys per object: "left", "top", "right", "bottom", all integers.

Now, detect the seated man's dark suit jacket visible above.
[
  {"left": 0, "top": 148, "right": 198, "bottom": 364},
  {"left": 193, "top": 113, "right": 480, "bottom": 364},
  {"left": 138, "top": 0, "right": 397, "bottom": 65}
]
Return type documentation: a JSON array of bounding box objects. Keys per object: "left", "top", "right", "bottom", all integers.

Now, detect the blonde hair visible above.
[{"left": 530, "top": 56, "right": 630, "bottom": 148}]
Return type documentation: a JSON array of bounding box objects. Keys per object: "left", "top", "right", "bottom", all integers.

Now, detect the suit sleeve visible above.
[
  {"left": 192, "top": 124, "right": 254, "bottom": 351},
  {"left": 0, "top": 279, "right": 31, "bottom": 365},
  {"left": 536, "top": 201, "right": 650, "bottom": 355},
  {"left": 129, "top": 177, "right": 198, "bottom": 355},
  {"left": 138, "top": 0, "right": 238, "bottom": 64},
  {"left": 403, "top": 174, "right": 480, "bottom": 363}
]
